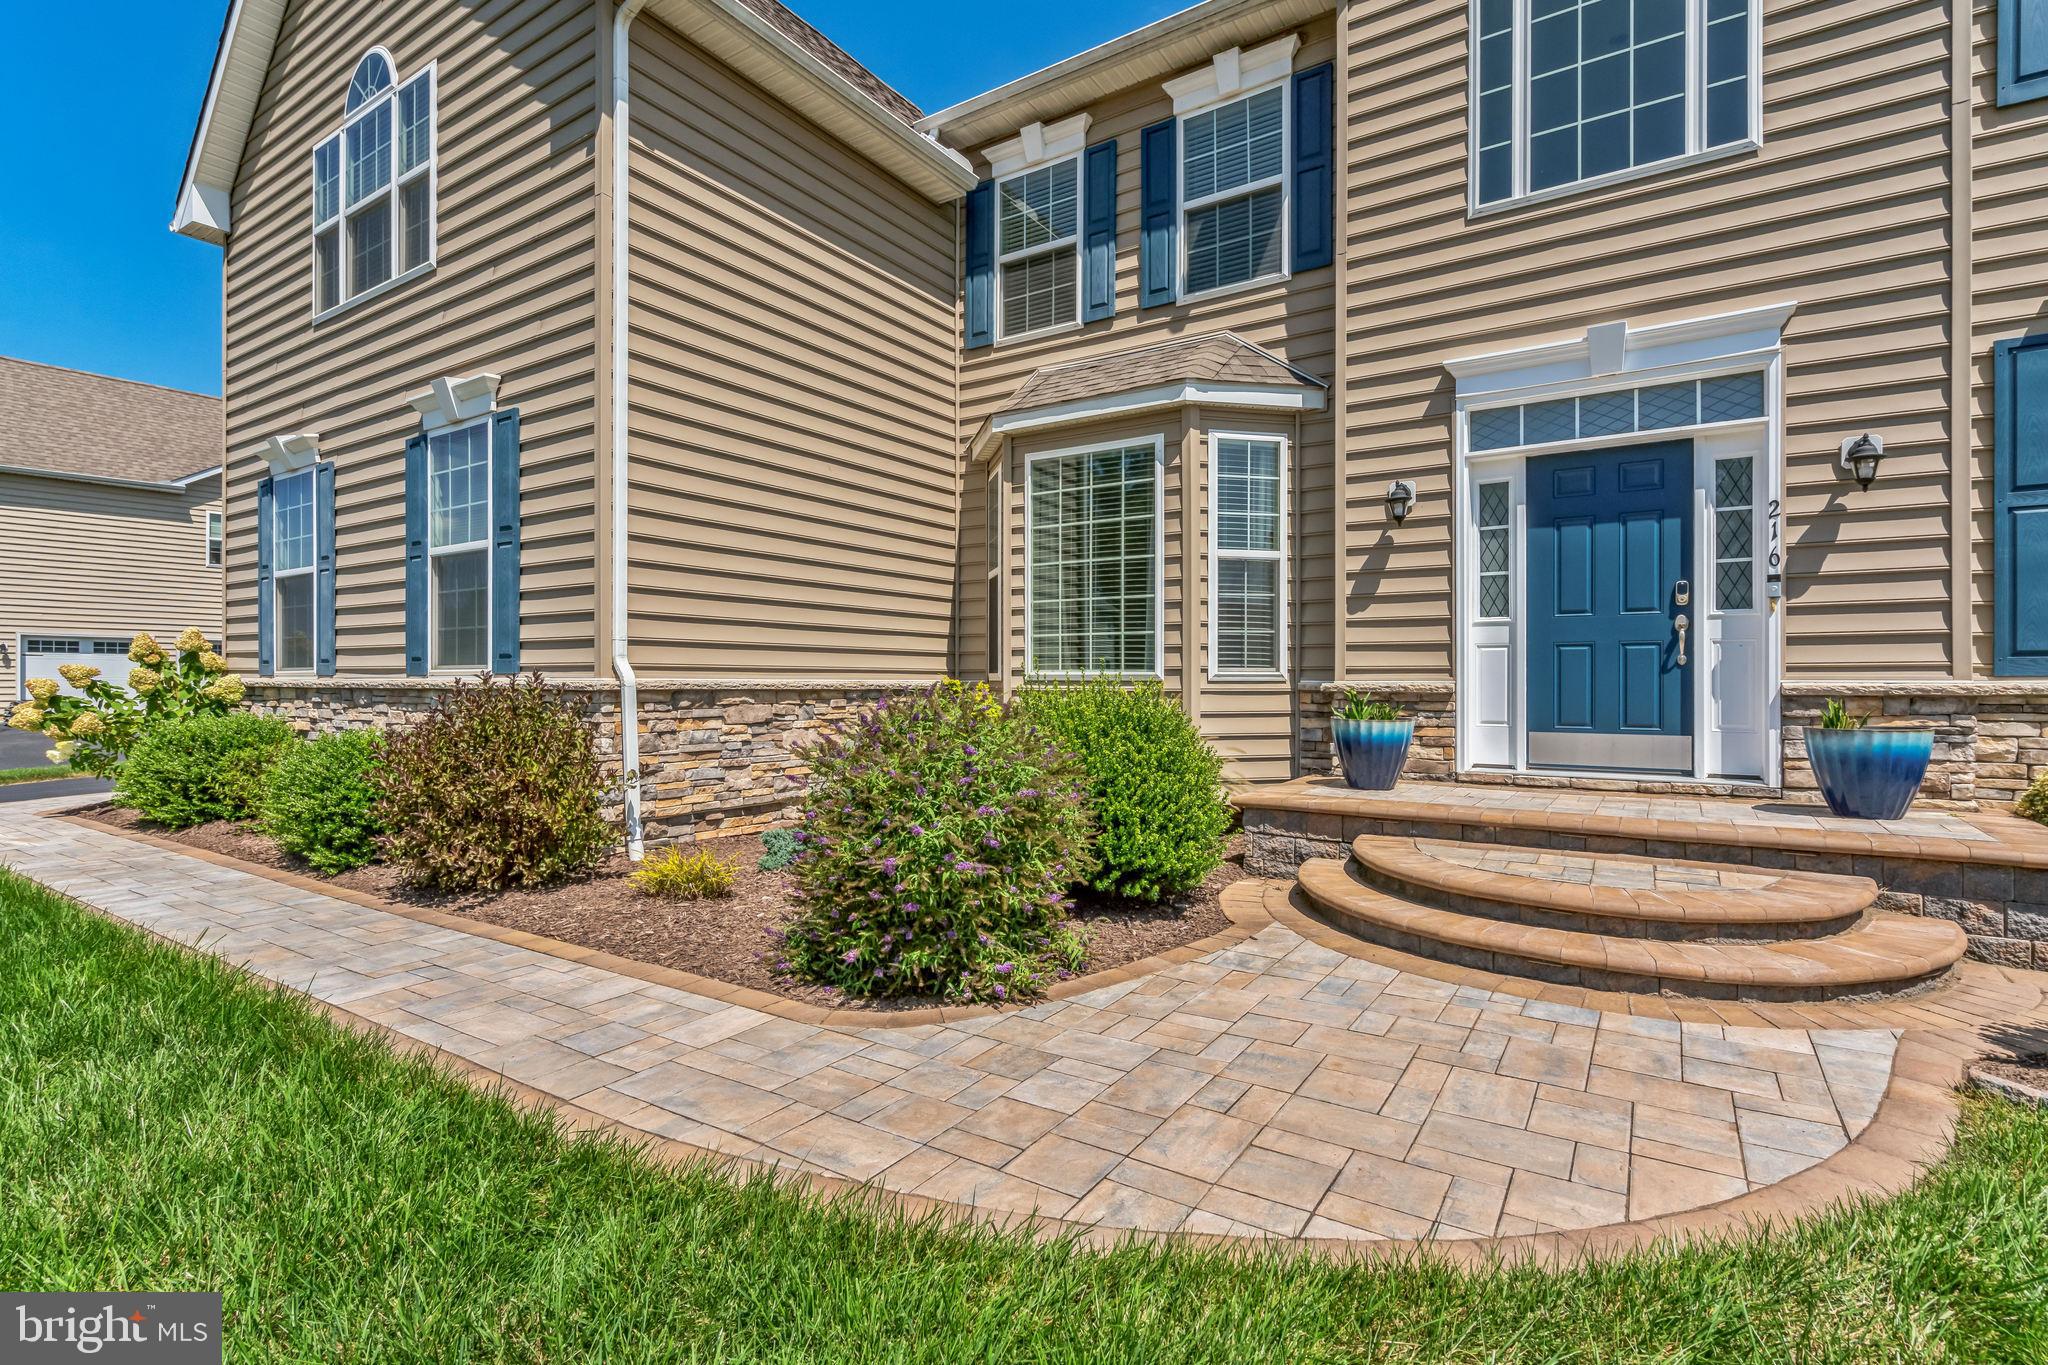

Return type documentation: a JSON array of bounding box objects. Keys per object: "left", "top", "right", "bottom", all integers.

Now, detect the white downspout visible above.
[{"left": 611, "top": 0, "right": 649, "bottom": 859}]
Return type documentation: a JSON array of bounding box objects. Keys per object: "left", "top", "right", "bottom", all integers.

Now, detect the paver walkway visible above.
[{"left": 0, "top": 795, "right": 1952, "bottom": 1247}]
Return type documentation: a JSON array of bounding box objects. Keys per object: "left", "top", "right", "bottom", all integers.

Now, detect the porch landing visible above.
[{"left": 1236, "top": 779, "right": 2048, "bottom": 973}]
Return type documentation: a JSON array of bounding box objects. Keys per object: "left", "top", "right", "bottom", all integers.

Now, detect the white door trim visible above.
[{"left": 1449, "top": 318, "right": 1788, "bottom": 786}]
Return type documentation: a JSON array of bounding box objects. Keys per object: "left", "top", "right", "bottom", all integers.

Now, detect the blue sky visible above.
[{"left": 0, "top": 0, "right": 1188, "bottom": 398}]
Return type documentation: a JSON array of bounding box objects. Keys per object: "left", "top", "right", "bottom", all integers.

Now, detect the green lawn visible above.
[
  {"left": 2, "top": 866, "right": 2045, "bottom": 1364},
  {"left": 0, "top": 763, "right": 74, "bottom": 785}
]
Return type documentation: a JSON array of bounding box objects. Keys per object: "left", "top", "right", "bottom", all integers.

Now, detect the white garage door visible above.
[{"left": 19, "top": 636, "right": 133, "bottom": 698}]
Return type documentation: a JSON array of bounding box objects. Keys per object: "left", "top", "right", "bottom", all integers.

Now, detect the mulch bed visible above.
[
  {"left": 72, "top": 803, "right": 1242, "bottom": 1012},
  {"left": 1976, "top": 1054, "right": 2048, "bottom": 1094}
]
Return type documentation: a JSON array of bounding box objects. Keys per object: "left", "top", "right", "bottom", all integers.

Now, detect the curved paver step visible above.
[
  {"left": 1297, "top": 857, "right": 1967, "bottom": 1001},
  {"left": 1350, "top": 834, "right": 1877, "bottom": 939}
]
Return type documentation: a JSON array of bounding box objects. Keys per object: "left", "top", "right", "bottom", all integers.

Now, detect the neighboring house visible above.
[
  {"left": 171, "top": 0, "right": 2048, "bottom": 843},
  {"left": 0, "top": 356, "right": 223, "bottom": 701}
]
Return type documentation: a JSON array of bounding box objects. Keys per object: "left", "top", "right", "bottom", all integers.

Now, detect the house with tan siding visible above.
[
  {"left": 0, "top": 357, "right": 223, "bottom": 702},
  {"left": 172, "top": 0, "right": 2048, "bottom": 848}
]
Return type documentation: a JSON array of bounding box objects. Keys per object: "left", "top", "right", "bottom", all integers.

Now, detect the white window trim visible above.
[
  {"left": 993, "top": 153, "right": 1084, "bottom": 344},
  {"left": 271, "top": 467, "right": 317, "bottom": 676},
  {"left": 205, "top": 510, "right": 224, "bottom": 568},
  {"left": 1206, "top": 430, "right": 1290, "bottom": 683},
  {"left": 310, "top": 50, "right": 437, "bottom": 323},
  {"left": 1021, "top": 435, "right": 1167, "bottom": 680},
  {"left": 1465, "top": 0, "right": 1763, "bottom": 219},
  {"left": 425, "top": 414, "right": 494, "bottom": 675},
  {"left": 1176, "top": 78, "right": 1293, "bottom": 305}
]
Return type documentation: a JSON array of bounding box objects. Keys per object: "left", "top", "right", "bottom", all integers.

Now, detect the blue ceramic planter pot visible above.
[
  {"left": 1334, "top": 718, "right": 1414, "bottom": 791},
  {"left": 1805, "top": 727, "right": 1933, "bottom": 821}
]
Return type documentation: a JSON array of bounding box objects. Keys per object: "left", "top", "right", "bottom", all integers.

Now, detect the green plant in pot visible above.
[
  {"left": 1331, "top": 691, "right": 1413, "bottom": 791},
  {"left": 1805, "top": 698, "right": 1932, "bottom": 821}
]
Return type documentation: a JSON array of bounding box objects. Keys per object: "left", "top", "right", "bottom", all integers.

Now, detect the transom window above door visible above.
[
  {"left": 1183, "top": 84, "right": 1287, "bottom": 296},
  {"left": 312, "top": 48, "right": 434, "bottom": 318},
  {"left": 1027, "top": 441, "right": 1160, "bottom": 676},
  {"left": 1472, "top": 0, "right": 1757, "bottom": 211},
  {"left": 997, "top": 158, "right": 1079, "bottom": 339}
]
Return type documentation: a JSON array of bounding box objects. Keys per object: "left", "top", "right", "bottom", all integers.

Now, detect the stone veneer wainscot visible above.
[{"left": 246, "top": 678, "right": 933, "bottom": 842}]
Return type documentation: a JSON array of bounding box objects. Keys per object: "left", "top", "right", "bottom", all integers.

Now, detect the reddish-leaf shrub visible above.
[{"left": 374, "top": 675, "right": 613, "bottom": 892}]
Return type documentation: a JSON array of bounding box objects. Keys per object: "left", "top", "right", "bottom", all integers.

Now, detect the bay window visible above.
[
  {"left": 1027, "top": 441, "right": 1161, "bottom": 675},
  {"left": 1211, "top": 436, "right": 1287, "bottom": 676}
]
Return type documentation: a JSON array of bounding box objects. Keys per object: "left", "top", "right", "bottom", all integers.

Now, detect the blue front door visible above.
[{"left": 1525, "top": 441, "right": 1694, "bottom": 773}]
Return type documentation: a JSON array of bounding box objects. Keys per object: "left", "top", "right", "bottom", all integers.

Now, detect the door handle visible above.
[{"left": 1674, "top": 613, "right": 1690, "bottom": 667}]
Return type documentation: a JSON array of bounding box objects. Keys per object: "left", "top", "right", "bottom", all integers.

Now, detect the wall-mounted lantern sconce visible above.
[
  {"left": 1386, "top": 479, "right": 1417, "bottom": 525},
  {"left": 1838, "top": 434, "right": 1885, "bottom": 491}
]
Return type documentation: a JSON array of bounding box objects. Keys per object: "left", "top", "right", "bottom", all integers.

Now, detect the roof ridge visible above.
[{"left": 0, "top": 354, "right": 218, "bottom": 403}]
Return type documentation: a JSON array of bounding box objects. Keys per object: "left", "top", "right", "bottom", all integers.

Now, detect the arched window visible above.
[
  {"left": 312, "top": 48, "right": 434, "bottom": 316},
  {"left": 345, "top": 51, "right": 392, "bottom": 111}
]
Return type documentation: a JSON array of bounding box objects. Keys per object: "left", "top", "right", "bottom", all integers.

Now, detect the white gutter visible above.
[
  {"left": 611, "top": 0, "right": 649, "bottom": 860},
  {"left": 0, "top": 462, "right": 224, "bottom": 494}
]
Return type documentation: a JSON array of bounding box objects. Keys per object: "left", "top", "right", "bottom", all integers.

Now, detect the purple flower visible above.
[
  {"left": 903, "top": 901, "right": 920, "bottom": 912},
  {"left": 975, "top": 805, "right": 996, "bottom": 817},
  {"left": 995, "top": 963, "right": 1014, "bottom": 976},
  {"left": 978, "top": 932, "right": 991, "bottom": 946},
  {"left": 1019, "top": 789, "right": 1040, "bottom": 799},
  {"left": 882, "top": 856, "right": 898, "bottom": 874},
  {"left": 964, "top": 744, "right": 978, "bottom": 756},
  {"left": 841, "top": 949, "right": 860, "bottom": 964},
  {"left": 910, "top": 824, "right": 926, "bottom": 837},
  {"left": 983, "top": 835, "right": 1000, "bottom": 848},
  {"left": 993, "top": 984, "right": 1007, "bottom": 999}
]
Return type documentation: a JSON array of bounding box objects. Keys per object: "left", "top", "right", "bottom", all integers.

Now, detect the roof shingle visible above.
[
  {"left": 731, "top": 0, "right": 921, "bottom": 124},
  {"left": 0, "top": 356, "right": 221, "bottom": 487},
  {"left": 1001, "top": 332, "right": 1325, "bottom": 413}
]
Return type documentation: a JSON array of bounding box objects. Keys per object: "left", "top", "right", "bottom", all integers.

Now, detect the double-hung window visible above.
[
  {"left": 312, "top": 49, "right": 434, "bottom": 316},
  {"left": 1027, "top": 441, "right": 1160, "bottom": 675},
  {"left": 271, "top": 471, "right": 316, "bottom": 673},
  {"left": 1472, "top": 0, "right": 1757, "bottom": 211},
  {"left": 1211, "top": 436, "right": 1286, "bottom": 676},
  {"left": 206, "top": 511, "right": 224, "bottom": 567},
  {"left": 427, "top": 420, "right": 491, "bottom": 671},
  {"left": 997, "top": 158, "right": 1080, "bottom": 339},
  {"left": 1182, "top": 84, "right": 1287, "bottom": 297}
]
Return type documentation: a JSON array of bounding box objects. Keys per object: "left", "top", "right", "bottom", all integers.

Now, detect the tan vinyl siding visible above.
[
  {"left": 958, "top": 14, "right": 1337, "bottom": 778},
  {"left": 1970, "top": 0, "right": 2048, "bottom": 672},
  {"left": 1340, "top": 0, "right": 1962, "bottom": 681},
  {"left": 220, "top": 0, "right": 601, "bottom": 677},
  {"left": 623, "top": 16, "right": 960, "bottom": 679},
  {"left": 0, "top": 473, "right": 223, "bottom": 700}
]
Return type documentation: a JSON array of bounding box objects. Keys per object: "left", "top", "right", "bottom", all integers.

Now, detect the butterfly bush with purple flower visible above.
[{"left": 777, "top": 680, "right": 1094, "bottom": 1002}]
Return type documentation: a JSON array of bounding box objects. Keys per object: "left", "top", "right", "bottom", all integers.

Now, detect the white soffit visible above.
[
  {"left": 982, "top": 114, "right": 1093, "bottom": 180},
  {"left": 1445, "top": 302, "right": 1799, "bottom": 401},
  {"left": 407, "top": 373, "right": 501, "bottom": 432},
  {"left": 1163, "top": 34, "right": 1300, "bottom": 113},
  {"left": 173, "top": 0, "right": 288, "bottom": 243}
]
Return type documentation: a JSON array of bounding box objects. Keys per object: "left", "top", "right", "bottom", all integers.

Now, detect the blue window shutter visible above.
[
  {"left": 314, "top": 460, "right": 337, "bottom": 676},
  {"left": 2000, "top": 0, "right": 2048, "bottom": 104},
  {"left": 963, "top": 180, "right": 995, "bottom": 350},
  {"left": 255, "top": 476, "right": 275, "bottom": 678},
  {"left": 1139, "top": 118, "right": 1177, "bottom": 307},
  {"left": 404, "top": 432, "right": 429, "bottom": 676},
  {"left": 489, "top": 408, "right": 522, "bottom": 675},
  {"left": 1082, "top": 139, "right": 1118, "bottom": 323},
  {"left": 1998, "top": 336, "right": 2048, "bottom": 673},
  {"left": 1291, "top": 61, "right": 1335, "bottom": 273}
]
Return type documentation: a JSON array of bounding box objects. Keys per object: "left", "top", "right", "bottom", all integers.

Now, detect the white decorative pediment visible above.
[
  {"left": 1445, "top": 303, "right": 1798, "bottom": 402},
  {"left": 407, "top": 372, "right": 502, "bottom": 431},
  {"left": 982, "top": 113, "right": 1093, "bottom": 180},
  {"left": 260, "top": 432, "right": 321, "bottom": 474},
  {"left": 1163, "top": 34, "right": 1301, "bottom": 114}
]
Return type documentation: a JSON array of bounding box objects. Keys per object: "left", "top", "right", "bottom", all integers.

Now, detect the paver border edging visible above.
[
  {"left": 29, "top": 853, "right": 1984, "bottom": 1270},
  {"left": 44, "top": 810, "right": 1267, "bottom": 1031}
]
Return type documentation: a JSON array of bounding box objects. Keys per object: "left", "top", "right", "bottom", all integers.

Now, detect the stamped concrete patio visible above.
[{"left": 4, "top": 790, "right": 2043, "bottom": 1259}]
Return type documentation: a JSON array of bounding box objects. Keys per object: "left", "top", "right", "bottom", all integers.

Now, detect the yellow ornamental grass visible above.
[
  {"left": 175, "top": 627, "right": 211, "bottom": 655},
  {"left": 8, "top": 702, "right": 44, "bottom": 733},
  {"left": 25, "top": 678, "right": 58, "bottom": 703},
  {"left": 57, "top": 663, "right": 100, "bottom": 688}
]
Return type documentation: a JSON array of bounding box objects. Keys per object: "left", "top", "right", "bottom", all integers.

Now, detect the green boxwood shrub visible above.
[
  {"left": 778, "top": 681, "right": 1094, "bottom": 1002},
  {"left": 115, "top": 711, "right": 296, "bottom": 829},
  {"left": 2017, "top": 772, "right": 2048, "bottom": 826},
  {"left": 374, "top": 675, "right": 613, "bottom": 892},
  {"left": 262, "top": 730, "right": 385, "bottom": 874},
  {"left": 1014, "top": 678, "right": 1230, "bottom": 903}
]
